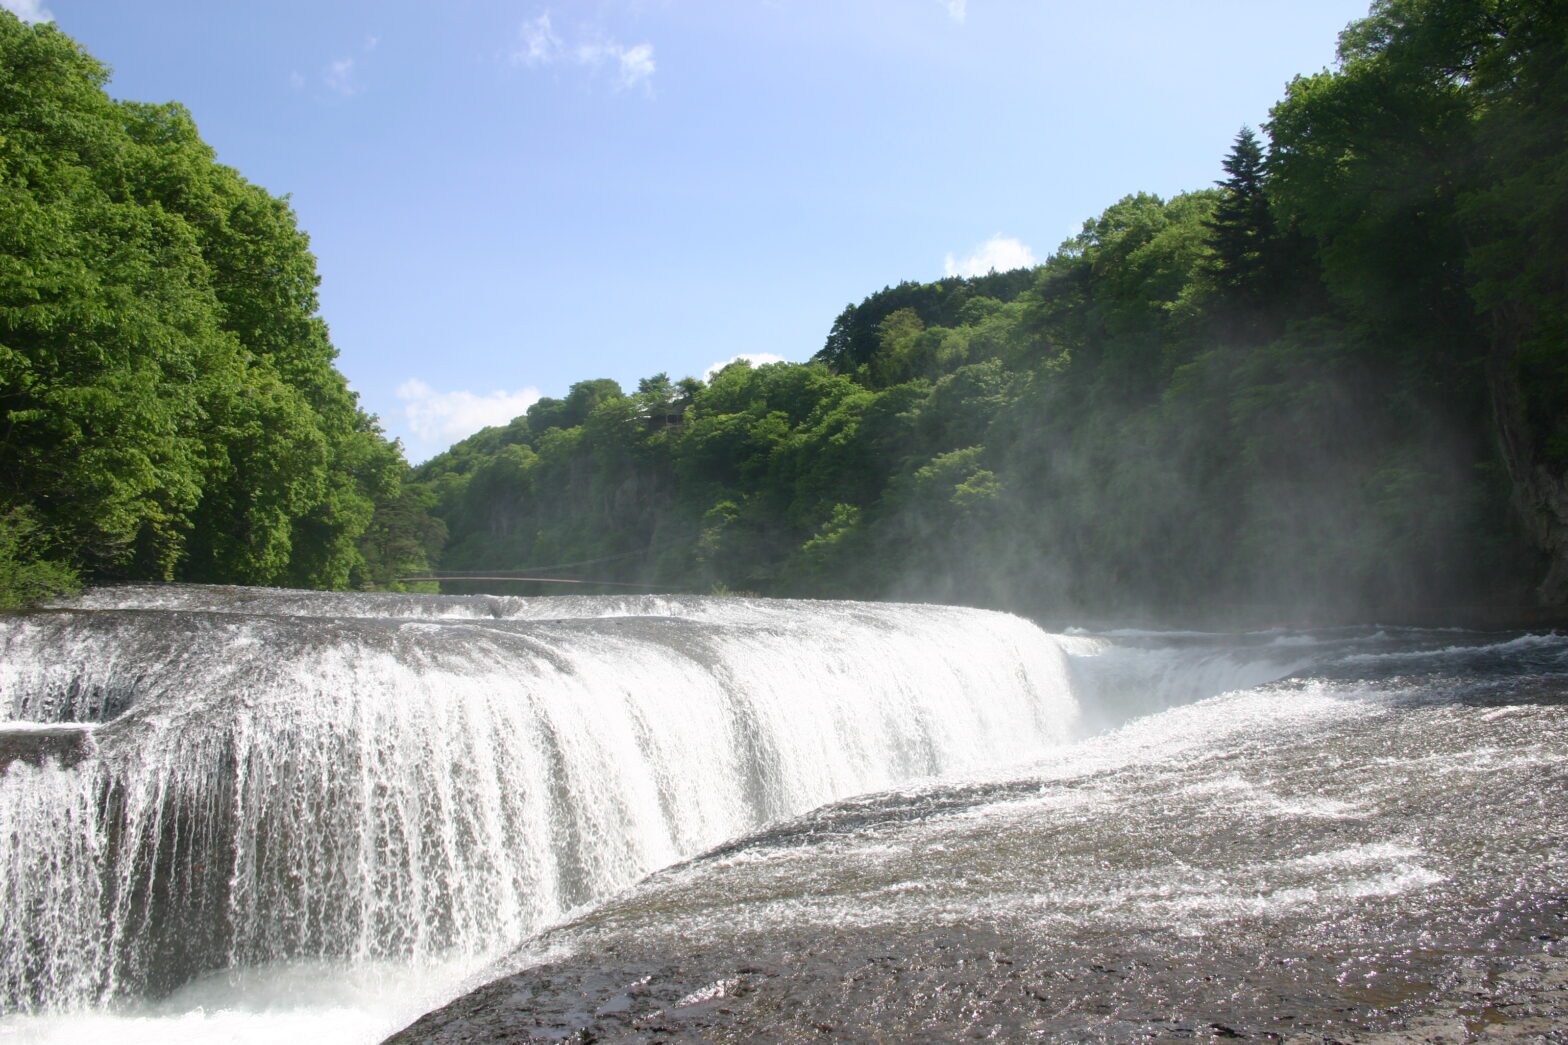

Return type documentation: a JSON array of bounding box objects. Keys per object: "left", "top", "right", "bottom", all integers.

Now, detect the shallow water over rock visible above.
[
  {"left": 389, "top": 634, "right": 1568, "bottom": 1043},
  {"left": 0, "top": 586, "right": 1560, "bottom": 1042}
]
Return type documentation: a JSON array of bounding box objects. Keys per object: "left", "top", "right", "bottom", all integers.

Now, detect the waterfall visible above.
[{"left": 0, "top": 588, "right": 1086, "bottom": 1013}]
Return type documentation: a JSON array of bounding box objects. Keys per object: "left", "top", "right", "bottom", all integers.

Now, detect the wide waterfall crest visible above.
[{"left": 0, "top": 588, "right": 1082, "bottom": 1012}]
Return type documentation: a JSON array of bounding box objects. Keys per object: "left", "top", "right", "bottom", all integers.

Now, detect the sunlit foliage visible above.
[
  {"left": 419, "top": 0, "right": 1563, "bottom": 619},
  {"left": 0, "top": 14, "right": 439, "bottom": 605}
]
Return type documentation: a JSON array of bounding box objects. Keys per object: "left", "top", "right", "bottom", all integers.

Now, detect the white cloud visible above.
[
  {"left": 321, "top": 35, "right": 379, "bottom": 96},
  {"left": 943, "top": 235, "right": 1037, "bottom": 278},
  {"left": 942, "top": 0, "right": 967, "bottom": 22},
  {"left": 396, "top": 379, "right": 542, "bottom": 447},
  {"left": 513, "top": 11, "right": 655, "bottom": 92},
  {"left": 611, "top": 42, "right": 655, "bottom": 90},
  {"left": 1, "top": 0, "right": 52, "bottom": 23},
  {"left": 704, "top": 353, "right": 786, "bottom": 380},
  {"left": 324, "top": 57, "right": 358, "bottom": 95},
  {"left": 517, "top": 12, "right": 561, "bottom": 66},
  {"left": 288, "top": 70, "right": 306, "bottom": 91}
]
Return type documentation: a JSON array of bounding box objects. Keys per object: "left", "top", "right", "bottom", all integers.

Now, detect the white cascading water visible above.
[{"left": 0, "top": 588, "right": 1091, "bottom": 1019}]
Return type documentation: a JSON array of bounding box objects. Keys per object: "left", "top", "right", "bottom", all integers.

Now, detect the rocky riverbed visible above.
[{"left": 388, "top": 647, "right": 1568, "bottom": 1043}]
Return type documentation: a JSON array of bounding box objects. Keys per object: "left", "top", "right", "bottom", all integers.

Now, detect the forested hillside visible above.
[
  {"left": 417, "top": 0, "right": 1566, "bottom": 621},
  {"left": 3, "top": 1, "right": 1563, "bottom": 620},
  {"left": 0, "top": 15, "right": 442, "bottom": 605}
]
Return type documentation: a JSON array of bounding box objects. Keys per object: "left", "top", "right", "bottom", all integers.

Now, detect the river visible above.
[{"left": 0, "top": 587, "right": 1562, "bottom": 1041}]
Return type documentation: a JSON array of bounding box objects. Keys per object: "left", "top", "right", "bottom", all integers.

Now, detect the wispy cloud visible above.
[
  {"left": 704, "top": 353, "right": 786, "bottom": 380},
  {"left": 517, "top": 12, "right": 562, "bottom": 66},
  {"left": 941, "top": 0, "right": 967, "bottom": 23},
  {"left": 322, "top": 34, "right": 380, "bottom": 97},
  {"left": 944, "top": 235, "right": 1037, "bottom": 278},
  {"left": 512, "top": 11, "right": 656, "bottom": 93},
  {"left": 324, "top": 57, "right": 358, "bottom": 95},
  {"left": 397, "top": 379, "right": 543, "bottom": 451},
  {"left": 591, "top": 40, "right": 654, "bottom": 90},
  {"left": 0, "top": 0, "right": 52, "bottom": 23}
]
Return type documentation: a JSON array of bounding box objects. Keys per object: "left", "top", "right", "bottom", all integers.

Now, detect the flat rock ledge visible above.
[
  {"left": 0, "top": 725, "right": 94, "bottom": 773},
  {"left": 386, "top": 900, "right": 1568, "bottom": 1044}
]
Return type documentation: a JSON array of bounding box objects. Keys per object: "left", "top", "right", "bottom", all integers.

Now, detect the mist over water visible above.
[{"left": 0, "top": 587, "right": 1559, "bottom": 1042}]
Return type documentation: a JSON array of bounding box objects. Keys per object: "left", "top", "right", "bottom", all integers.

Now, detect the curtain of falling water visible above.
[{"left": 0, "top": 591, "right": 1085, "bottom": 1012}]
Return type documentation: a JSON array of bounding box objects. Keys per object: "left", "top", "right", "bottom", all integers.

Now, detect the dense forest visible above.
[
  {"left": 416, "top": 0, "right": 1566, "bottom": 622},
  {"left": 0, "top": 14, "right": 442, "bottom": 606},
  {"left": 4, "top": 0, "right": 1565, "bottom": 622}
]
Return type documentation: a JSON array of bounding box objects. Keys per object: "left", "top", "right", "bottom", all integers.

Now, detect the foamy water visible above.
[{"left": 4, "top": 586, "right": 1546, "bottom": 1041}]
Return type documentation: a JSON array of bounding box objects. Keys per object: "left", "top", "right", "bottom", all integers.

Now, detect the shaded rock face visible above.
[
  {"left": 0, "top": 726, "right": 94, "bottom": 773},
  {"left": 387, "top": 643, "right": 1568, "bottom": 1043},
  {"left": 1529, "top": 465, "right": 1568, "bottom": 604},
  {"left": 1489, "top": 343, "right": 1568, "bottom": 606}
]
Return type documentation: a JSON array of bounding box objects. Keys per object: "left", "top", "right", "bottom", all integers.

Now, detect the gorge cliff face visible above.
[{"left": 1491, "top": 334, "right": 1568, "bottom": 605}]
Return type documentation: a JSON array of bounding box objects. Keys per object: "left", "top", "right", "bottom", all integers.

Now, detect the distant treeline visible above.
[
  {"left": 416, "top": 0, "right": 1566, "bottom": 621},
  {"left": 0, "top": 15, "right": 443, "bottom": 607}
]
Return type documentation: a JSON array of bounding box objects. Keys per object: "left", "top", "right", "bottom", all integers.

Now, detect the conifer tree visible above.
[{"left": 1204, "top": 126, "right": 1276, "bottom": 306}]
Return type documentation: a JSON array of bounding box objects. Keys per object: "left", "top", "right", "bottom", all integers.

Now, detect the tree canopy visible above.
[
  {"left": 0, "top": 14, "right": 440, "bottom": 603},
  {"left": 414, "top": 0, "right": 1565, "bottom": 621},
  {"left": 6, "top": 0, "right": 1564, "bottom": 621}
]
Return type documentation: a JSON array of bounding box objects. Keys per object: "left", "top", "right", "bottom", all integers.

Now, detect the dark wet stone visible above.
[
  {"left": 386, "top": 689, "right": 1568, "bottom": 1045},
  {"left": 386, "top": 908, "right": 1568, "bottom": 1043},
  {"left": 0, "top": 725, "right": 94, "bottom": 772}
]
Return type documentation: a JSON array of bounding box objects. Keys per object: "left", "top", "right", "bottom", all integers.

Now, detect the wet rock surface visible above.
[
  {"left": 389, "top": 664, "right": 1568, "bottom": 1044},
  {"left": 388, "top": 912, "right": 1568, "bottom": 1043},
  {"left": 0, "top": 725, "right": 94, "bottom": 772}
]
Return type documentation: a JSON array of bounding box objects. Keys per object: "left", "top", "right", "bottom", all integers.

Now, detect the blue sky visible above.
[{"left": 9, "top": 0, "right": 1370, "bottom": 461}]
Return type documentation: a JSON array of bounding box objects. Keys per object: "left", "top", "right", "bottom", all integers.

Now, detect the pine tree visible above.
[{"left": 1204, "top": 126, "right": 1276, "bottom": 306}]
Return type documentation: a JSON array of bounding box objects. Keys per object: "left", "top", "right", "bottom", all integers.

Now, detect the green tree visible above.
[
  {"left": 1203, "top": 126, "right": 1276, "bottom": 309},
  {"left": 0, "top": 13, "right": 430, "bottom": 596},
  {"left": 0, "top": 508, "right": 79, "bottom": 609}
]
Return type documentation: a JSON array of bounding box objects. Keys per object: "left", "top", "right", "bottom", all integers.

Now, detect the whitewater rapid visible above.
[
  {"left": 393, "top": 627, "right": 1568, "bottom": 1043},
  {"left": 3, "top": 586, "right": 1534, "bottom": 1043},
  {"left": 0, "top": 586, "right": 1115, "bottom": 1035}
]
